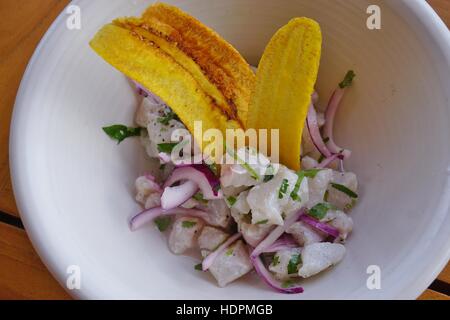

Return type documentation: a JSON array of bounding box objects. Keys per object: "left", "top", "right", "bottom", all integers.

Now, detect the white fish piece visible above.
[
  {"left": 168, "top": 217, "right": 204, "bottom": 255},
  {"left": 269, "top": 248, "right": 302, "bottom": 280},
  {"left": 323, "top": 210, "right": 354, "bottom": 242},
  {"left": 198, "top": 227, "right": 229, "bottom": 251},
  {"left": 135, "top": 176, "right": 161, "bottom": 206},
  {"left": 247, "top": 166, "right": 308, "bottom": 226},
  {"left": 135, "top": 96, "right": 165, "bottom": 127},
  {"left": 220, "top": 148, "right": 276, "bottom": 188},
  {"left": 239, "top": 219, "right": 273, "bottom": 247},
  {"left": 301, "top": 156, "right": 318, "bottom": 170},
  {"left": 307, "top": 169, "right": 333, "bottom": 208},
  {"left": 205, "top": 199, "right": 232, "bottom": 228},
  {"left": 208, "top": 240, "right": 253, "bottom": 287},
  {"left": 298, "top": 242, "right": 346, "bottom": 278},
  {"left": 144, "top": 193, "right": 162, "bottom": 210},
  {"left": 301, "top": 123, "right": 322, "bottom": 159},
  {"left": 327, "top": 171, "right": 358, "bottom": 211},
  {"left": 230, "top": 191, "right": 251, "bottom": 214},
  {"left": 286, "top": 221, "right": 325, "bottom": 246}
]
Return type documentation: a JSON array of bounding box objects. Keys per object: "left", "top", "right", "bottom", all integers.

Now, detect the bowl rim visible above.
[{"left": 9, "top": 0, "right": 450, "bottom": 300}]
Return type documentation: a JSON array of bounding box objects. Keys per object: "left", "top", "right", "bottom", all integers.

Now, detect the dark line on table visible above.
[
  {"left": 429, "top": 279, "right": 450, "bottom": 296},
  {"left": 0, "top": 211, "right": 24, "bottom": 229}
]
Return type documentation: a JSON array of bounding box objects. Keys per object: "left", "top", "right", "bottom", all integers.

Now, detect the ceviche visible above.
[{"left": 92, "top": 3, "right": 359, "bottom": 294}]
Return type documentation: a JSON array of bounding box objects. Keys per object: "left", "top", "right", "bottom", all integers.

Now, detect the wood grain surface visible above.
[{"left": 0, "top": 0, "right": 448, "bottom": 300}]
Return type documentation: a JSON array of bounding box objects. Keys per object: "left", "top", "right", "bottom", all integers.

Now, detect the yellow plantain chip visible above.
[
  {"left": 246, "top": 18, "right": 322, "bottom": 171},
  {"left": 90, "top": 24, "right": 241, "bottom": 157},
  {"left": 143, "top": 3, "right": 256, "bottom": 124},
  {"left": 113, "top": 17, "right": 240, "bottom": 126}
]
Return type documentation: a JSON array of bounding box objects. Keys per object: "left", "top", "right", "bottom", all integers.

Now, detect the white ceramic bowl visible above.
[{"left": 10, "top": 0, "right": 450, "bottom": 299}]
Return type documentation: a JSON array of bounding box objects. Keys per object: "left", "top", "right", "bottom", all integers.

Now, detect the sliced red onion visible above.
[
  {"left": 311, "top": 91, "right": 319, "bottom": 105},
  {"left": 130, "top": 206, "right": 211, "bottom": 231},
  {"left": 144, "top": 173, "right": 156, "bottom": 181},
  {"left": 315, "top": 153, "right": 343, "bottom": 169},
  {"left": 164, "top": 166, "right": 222, "bottom": 200},
  {"left": 262, "top": 235, "right": 298, "bottom": 253},
  {"left": 299, "top": 214, "right": 340, "bottom": 239},
  {"left": 251, "top": 208, "right": 306, "bottom": 258},
  {"left": 161, "top": 180, "right": 199, "bottom": 210},
  {"left": 202, "top": 233, "right": 242, "bottom": 271},
  {"left": 324, "top": 88, "right": 351, "bottom": 159},
  {"left": 158, "top": 152, "right": 171, "bottom": 164},
  {"left": 251, "top": 255, "right": 304, "bottom": 294},
  {"left": 132, "top": 80, "right": 164, "bottom": 104},
  {"left": 306, "top": 104, "right": 332, "bottom": 158}
]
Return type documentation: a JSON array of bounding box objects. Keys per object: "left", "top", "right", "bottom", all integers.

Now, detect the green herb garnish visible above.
[
  {"left": 308, "top": 203, "right": 335, "bottom": 220},
  {"left": 157, "top": 110, "right": 180, "bottom": 126},
  {"left": 226, "top": 248, "right": 234, "bottom": 256},
  {"left": 290, "top": 169, "right": 323, "bottom": 201},
  {"left": 194, "top": 263, "right": 203, "bottom": 271},
  {"left": 318, "top": 154, "right": 326, "bottom": 163},
  {"left": 207, "top": 163, "right": 219, "bottom": 176},
  {"left": 154, "top": 216, "right": 172, "bottom": 232},
  {"left": 339, "top": 70, "right": 356, "bottom": 89},
  {"left": 278, "top": 179, "right": 289, "bottom": 199},
  {"left": 103, "top": 125, "right": 141, "bottom": 144},
  {"left": 193, "top": 193, "right": 208, "bottom": 204},
  {"left": 272, "top": 255, "right": 280, "bottom": 267},
  {"left": 323, "top": 190, "right": 329, "bottom": 202},
  {"left": 287, "top": 254, "right": 302, "bottom": 274},
  {"left": 331, "top": 183, "right": 358, "bottom": 198},
  {"left": 182, "top": 221, "right": 197, "bottom": 228},
  {"left": 227, "top": 196, "right": 237, "bottom": 206},
  {"left": 256, "top": 219, "right": 269, "bottom": 225},
  {"left": 344, "top": 198, "right": 358, "bottom": 212},
  {"left": 225, "top": 145, "right": 260, "bottom": 180},
  {"left": 157, "top": 142, "right": 179, "bottom": 153},
  {"left": 263, "top": 165, "right": 275, "bottom": 182},
  {"left": 281, "top": 280, "right": 295, "bottom": 288}
]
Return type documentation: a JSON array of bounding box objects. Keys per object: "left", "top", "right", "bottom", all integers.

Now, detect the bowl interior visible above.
[{"left": 10, "top": 0, "right": 450, "bottom": 299}]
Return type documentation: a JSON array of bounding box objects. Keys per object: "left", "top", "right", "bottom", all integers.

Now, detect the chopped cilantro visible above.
[
  {"left": 227, "top": 196, "right": 237, "bottom": 206},
  {"left": 207, "top": 163, "right": 219, "bottom": 176},
  {"left": 323, "top": 190, "right": 329, "bottom": 202},
  {"left": 225, "top": 146, "right": 260, "bottom": 180},
  {"left": 103, "top": 125, "right": 141, "bottom": 144},
  {"left": 272, "top": 255, "right": 280, "bottom": 266},
  {"left": 226, "top": 248, "right": 234, "bottom": 256},
  {"left": 331, "top": 183, "right": 358, "bottom": 198},
  {"left": 194, "top": 263, "right": 203, "bottom": 271},
  {"left": 182, "top": 221, "right": 197, "bottom": 228},
  {"left": 344, "top": 198, "right": 358, "bottom": 212},
  {"left": 339, "top": 70, "right": 356, "bottom": 89},
  {"left": 157, "top": 110, "right": 180, "bottom": 126},
  {"left": 308, "top": 203, "right": 335, "bottom": 220},
  {"left": 281, "top": 280, "right": 295, "bottom": 288},
  {"left": 278, "top": 179, "right": 289, "bottom": 199},
  {"left": 263, "top": 165, "right": 275, "bottom": 182},
  {"left": 154, "top": 216, "right": 172, "bottom": 232},
  {"left": 193, "top": 193, "right": 208, "bottom": 204},
  {"left": 287, "top": 254, "right": 302, "bottom": 274},
  {"left": 157, "top": 142, "right": 179, "bottom": 153},
  {"left": 256, "top": 219, "right": 269, "bottom": 225}
]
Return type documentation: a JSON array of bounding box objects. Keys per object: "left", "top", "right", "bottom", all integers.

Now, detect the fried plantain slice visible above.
[
  {"left": 246, "top": 18, "right": 322, "bottom": 171},
  {"left": 143, "top": 3, "right": 256, "bottom": 124},
  {"left": 90, "top": 24, "right": 241, "bottom": 154},
  {"left": 113, "top": 17, "right": 241, "bottom": 126}
]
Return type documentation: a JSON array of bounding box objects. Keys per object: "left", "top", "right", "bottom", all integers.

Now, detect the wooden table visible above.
[{"left": 0, "top": 0, "right": 449, "bottom": 300}]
